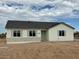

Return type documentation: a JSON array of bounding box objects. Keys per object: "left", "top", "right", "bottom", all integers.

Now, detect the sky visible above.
[{"left": 0, "top": 0, "right": 79, "bottom": 33}]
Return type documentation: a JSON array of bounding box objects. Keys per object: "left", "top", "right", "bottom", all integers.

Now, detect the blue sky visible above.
[{"left": 0, "top": 0, "right": 79, "bottom": 33}]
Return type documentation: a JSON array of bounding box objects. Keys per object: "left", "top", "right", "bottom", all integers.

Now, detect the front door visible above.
[{"left": 41, "top": 31, "right": 47, "bottom": 42}]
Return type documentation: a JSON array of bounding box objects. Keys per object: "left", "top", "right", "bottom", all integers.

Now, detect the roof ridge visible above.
[{"left": 8, "top": 20, "right": 60, "bottom": 23}]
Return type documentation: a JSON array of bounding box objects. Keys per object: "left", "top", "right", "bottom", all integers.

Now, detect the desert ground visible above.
[
  {"left": 0, "top": 39, "right": 6, "bottom": 46},
  {"left": 0, "top": 39, "right": 79, "bottom": 59},
  {"left": 0, "top": 39, "right": 8, "bottom": 59}
]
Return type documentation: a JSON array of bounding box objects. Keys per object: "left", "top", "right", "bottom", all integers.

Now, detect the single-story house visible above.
[{"left": 5, "top": 20, "right": 75, "bottom": 44}]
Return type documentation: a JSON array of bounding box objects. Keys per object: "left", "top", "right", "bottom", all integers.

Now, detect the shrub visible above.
[{"left": 0, "top": 33, "right": 6, "bottom": 39}]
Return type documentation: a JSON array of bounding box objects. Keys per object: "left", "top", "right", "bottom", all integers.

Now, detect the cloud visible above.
[
  {"left": 0, "top": 0, "right": 78, "bottom": 21},
  {"left": 0, "top": 0, "right": 47, "bottom": 4},
  {"left": 0, "top": 0, "right": 78, "bottom": 17},
  {"left": 0, "top": 0, "right": 79, "bottom": 33},
  {"left": 62, "top": 1, "right": 76, "bottom": 7},
  {"left": 0, "top": 7, "right": 16, "bottom": 13}
]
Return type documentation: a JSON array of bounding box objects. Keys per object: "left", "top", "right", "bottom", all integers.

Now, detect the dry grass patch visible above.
[
  {"left": 0, "top": 40, "right": 79, "bottom": 59},
  {"left": 8, "top": 42, "right": 79, "bottom": 59}
]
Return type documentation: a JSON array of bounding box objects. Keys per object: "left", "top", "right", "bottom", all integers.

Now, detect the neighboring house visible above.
[
  {"left": 74, "top": 32, "right": 79, "bottom": 39},
  {"left": 5, "top": 20, "right": 75, "bottom": 44}
]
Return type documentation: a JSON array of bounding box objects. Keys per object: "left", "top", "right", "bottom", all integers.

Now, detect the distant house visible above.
[
  {"left": 5, "top": 20, "right": 75, "bottom": 44},
  {"left": 74, "top": 32, "right": 79, "bottom": 39}
]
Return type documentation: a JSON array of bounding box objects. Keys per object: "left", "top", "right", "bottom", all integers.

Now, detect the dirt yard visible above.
[
  {"left": 8, "top": 42, "right": 79, "bottom": 59},
  {"left": 0, "top": 39, "right": 79, "bottom": 59},
  {"left": 0, "top": 39, "right": 8, "bottom": 59},
  {"left": 0, "top": 39, "right": 6, "bottom": 46}
]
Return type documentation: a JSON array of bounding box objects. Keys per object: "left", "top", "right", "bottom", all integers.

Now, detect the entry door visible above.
[{"left": 41, "top": 31, "right": 47, "bottom": 42}]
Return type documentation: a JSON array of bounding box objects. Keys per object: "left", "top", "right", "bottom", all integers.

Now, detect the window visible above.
[
  {"left": 29, "top": 30, "right": 36, "bottom": 37},
  {"left": 59, "top": 30, "right": 65, "bottom": 36},
  {"left": 13, "top": 30, "right": 21, "bottom": 37}
]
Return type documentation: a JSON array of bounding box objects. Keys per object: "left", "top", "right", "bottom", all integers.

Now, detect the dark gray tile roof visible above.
[{"left": 5, "top": 20, "right": 75, "bottom": 29}]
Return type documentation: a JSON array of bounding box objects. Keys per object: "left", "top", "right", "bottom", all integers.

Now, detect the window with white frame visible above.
[
  {"left": 59, "top": 30, "right": 65, "bottom": 36},
  {"left": 29, "top": 30, "right": 36, "bottom": 37},
  {"left": 13, "top": 30, "right": 21, "bottom": 37}
]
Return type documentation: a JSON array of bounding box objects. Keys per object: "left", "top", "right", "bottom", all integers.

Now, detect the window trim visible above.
[
  {"left": 58, "top": 30, "right": 65, "bottom": 36},
  {"left": 28, "top": 30, "right": 36, "bottom": 37},
  {"left": 13, "top": 30, "right": 21, "bottom": 37}
]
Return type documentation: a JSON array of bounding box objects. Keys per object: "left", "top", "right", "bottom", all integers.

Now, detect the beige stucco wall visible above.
[
  {"left": 6, "top": 29, "right": 41, "bottom": 43},
  {"left": 48, "top": 24, "right": 74, "bottom": 41}
]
